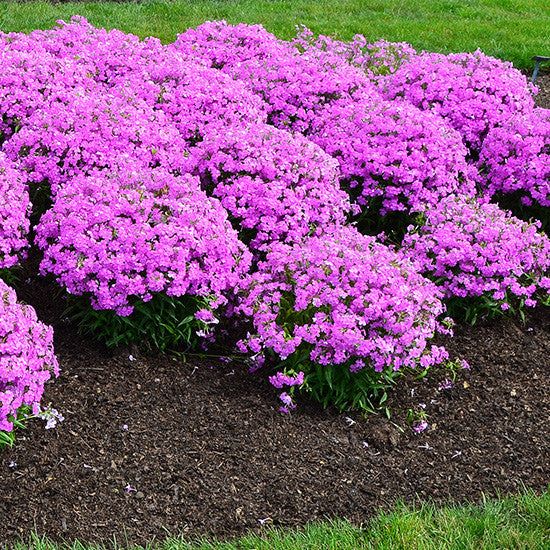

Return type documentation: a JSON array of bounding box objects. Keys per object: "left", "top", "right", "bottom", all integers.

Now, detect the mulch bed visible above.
[{"left": 0, "top": 70, "right": 549, "bottom": 548}]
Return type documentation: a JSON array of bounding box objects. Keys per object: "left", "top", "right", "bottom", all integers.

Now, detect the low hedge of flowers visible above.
[{"left": 0, "top": 16, "right": 548, "bottom": 440}]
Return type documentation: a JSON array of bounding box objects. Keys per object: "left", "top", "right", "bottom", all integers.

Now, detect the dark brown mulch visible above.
[
  {"left": 0, "top": 74, "right": 550, "bottom": 549},
  {"left": 533, "top": 70, "right": 550, "bottom": 108}
]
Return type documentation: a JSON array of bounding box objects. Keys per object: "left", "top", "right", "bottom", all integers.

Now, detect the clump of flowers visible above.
[
  {"left": 0, "top": 29, "right": 95, "bottom": 143},
  {"left": 2, "top": 17, "right": 266, "bottom": 195},
  {"left": 309, "top": 96, "right": 475, "bottom": 216},
  {"left": 237, "top": 225, "right": 449, "bottom": 410},
  {"left": 293, "top": 26, "right": 416, "bottom": 77},
  {"left": 3, "top": 87, "right": 194, "bottom": 197},
  {"left": 478, "top": 108, "right": 550, "bottom": 208},
  {"left": 0, "top": 153, "right": 30, "bottom": 268},
  {"left": 40, "top": 17, "right": 268, "bottom": 144},
  {"left": 35, "top": 165, "right": 251, "bottom": 316},
  {"left": 193, "top": 122, "right": 350, "bottom": 251},
  {"left": 377, "top": 50, "right": 536, "bottom": 154},
  {"left": 401, "top": 195, "right": 550, "bottom": 320},
  {"left": 0, "top": 279, "right": 59, "bottom": 433},
  {"left": 171, "top": 20, "right": 377, "bottom": 134}
]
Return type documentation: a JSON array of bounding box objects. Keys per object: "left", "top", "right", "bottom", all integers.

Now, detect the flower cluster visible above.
[
  {"left": 36, "top": 165, "right": 251, "bottom": 315},
  {"left": 401, "top": 195, "right": 550, "bottom": 308},
  {"left": 24, "top": 16, "right": 267, "bottom": 137},
  {"left": 0, "top": 280, "right": 59, "bottom": 432},
  {"left": 2, "top": 17, "right": 266, "bottom": 192},
  {"left": 0, "top": 152, "right": 30, "bottom": 268},
  {"left": 293, "top": 26, "right": 416, "bottom": 77},
  {"left": 193, "top": 122, "right": 349, "bottom": 250},
  {"left": 3, "top": 86, "right": 193, "bottom": 196},
  {"left": 0, "top": 28, "right": 95, "bottom": 142},
  {"left": 238, "top": 225, "right": 448, "bottom": 373},
  {"left": 377, "top": 50, "right": 536, "bottom": 153},
  {"left": 172, "top": 20, "right": 377, "bottom": 134},
  {"left": 478, "top": 108, "right": 550, "bottom": 207},
  {"left": 310, "top": 96, "right": 475, "bottom": 214}
]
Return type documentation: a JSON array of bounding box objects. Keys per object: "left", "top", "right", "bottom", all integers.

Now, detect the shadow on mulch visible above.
[{"left": 0, "top": 68, "right": 549, "bottom": 550}]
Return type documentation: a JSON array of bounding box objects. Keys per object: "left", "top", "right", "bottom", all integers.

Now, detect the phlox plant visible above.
[
  {"left": 308, "top": 94, "right": 475, "bottom": 235},
  {"left": 170, "top": 19, "right": 283, "bottom": 69},
  {"left": 377, "top": 50, "right": 536, "bottom": 156},
  {"left": 171, "top": 20, "right": 378, "bottom": 135},
  {"left": 293, "top": 26, "right": 416, "bottom": 78},
  {"left": 35, "top": 165, "right": 251, "bottom": 336},
  {"left": 30, "top": 15, "right": 167, "bottom": 87},
  {"left": 33, "top": 17, "right": 267, "bottom": 146},
  {"left": 478, "top": 108, "right": 550, "bottom": 230},
  {"left": 2, "top": 17, "right": 266, "bottom": 197},
  {"left": 401, "top": 195, "right": 550, "bottom": 323},
  {"left": 0, "top": 152, "right": 30, "bottom": 269},
  {"left": 0, "top": 29, "right": 96, "bottom": 144},
  {"left": 237, "top": 225, "right": 449, "bottom": 411},
  {"left": 3, "top": 85, "right": 194, "bottom": 199},
  {"left": 193, "top": 122, "right": 350, "bottom": 251},
  {"left": 0, "top": 279, "right": 59, "bottom": 435}
]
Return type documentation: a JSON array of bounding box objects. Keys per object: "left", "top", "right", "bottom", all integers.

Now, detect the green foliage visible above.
[
  {"left": 303, "top": 361, "right": 401, "bottom": 413},
  {"left": 274, "top": 350, "right": 402, "bottom": 413},
  {"left": 441, "top": 287, "right": 544, "bottom": 325},
  {"left": 0, "top": 406, "right": 30, "bottom": 450},
  {"left": 64, "top": 291, "right": 214, "bottom": 353},
  {"left": 0, "top": 266, "right": 21, "bottom": 287}
]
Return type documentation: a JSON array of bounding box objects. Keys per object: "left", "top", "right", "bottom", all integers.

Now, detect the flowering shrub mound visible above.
[
  {"left": 0, "top": 34, "right": 94, "bottom": 143},
  {"left": 30, "top": 15, "right": 168, "bottom": 87},
  {"left": 377, "top": 50, "right": 536, "bottom": 154},
  {"left": 293, "top": 26, "right": 416, "bottom": 78},
  {"left": 237, "top": 225, "right": 449, "bottom": 410},
  {"left": 194, "top": 123, "right": 350, "bottom": 251},
  {"left": 0, "top": 153, "right": 30, "bottom": 268},
  {"left": 135, "top": 57, "right": 267, "bottom": 145},
  {"left": 172, "top": 20, "right": 378, "bottom": 134},
  {"left": 35, "top": 166, "right": 251, "bottom": 316},
  {"left": 0, "top": 279, "right": 59, "bottom": 432},
  {"left": 309, "top": 96, "right": 475, "bottom": 216},
  {"left": 478, "top": 108, "right": 550, "bottom": 208},
  {"left": 2, "top": 17, "right": 266, "bottom": 181},
  {"left": 34, "top": 17, "right": 268, "bottom": 144},
  {"left": 401, "top": 195, "right": 550, "bottom": 320},
  {"left": 3, "top": 87, "right": 194, "bottom": 196}
]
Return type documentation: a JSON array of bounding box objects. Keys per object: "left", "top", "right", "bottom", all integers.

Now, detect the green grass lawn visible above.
[{"left": 0, "top": 0, "right": 549, "bottom": 69}]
